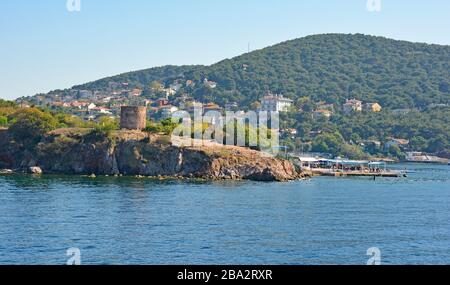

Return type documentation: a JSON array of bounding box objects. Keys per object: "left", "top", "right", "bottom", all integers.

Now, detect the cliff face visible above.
[{"left": 0, "top": 129, "right": 304, "bottom": 182}]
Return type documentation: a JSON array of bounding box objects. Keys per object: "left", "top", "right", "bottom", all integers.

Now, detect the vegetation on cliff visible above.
[{"left": 0, "top": 127, "right": 303, "bottom": 181}]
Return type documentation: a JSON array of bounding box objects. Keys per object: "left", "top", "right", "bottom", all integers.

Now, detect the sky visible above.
[{"left": 0, "top": 0, "right": 449, "bottom": 100}]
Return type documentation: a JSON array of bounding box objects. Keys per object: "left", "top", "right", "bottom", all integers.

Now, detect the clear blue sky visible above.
[{"left": 1, "top": 0, "right": 449, "bottom": 100}]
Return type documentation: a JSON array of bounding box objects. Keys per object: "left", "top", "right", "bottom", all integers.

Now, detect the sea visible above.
[{"left": 0, "top": 163, "right": 449, "bottom": 265}]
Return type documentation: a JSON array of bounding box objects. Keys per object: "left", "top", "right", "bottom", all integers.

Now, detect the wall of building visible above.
[{"left": 120, "top": 106, "right": 147, "bottom": 130}]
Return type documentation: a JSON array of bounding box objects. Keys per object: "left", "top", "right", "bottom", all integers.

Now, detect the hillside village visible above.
[
  {"left": 16, "top": 77, "right": 387, "bottom": 120},
  {"left": 8, "top": 34, "right": 450, "bottom": 161},
  {"left": 17, "top": 76, "right": 389, "bottom": 119},
  {"left": 13, "top": 76, "right": 444, "bottom": 161}
]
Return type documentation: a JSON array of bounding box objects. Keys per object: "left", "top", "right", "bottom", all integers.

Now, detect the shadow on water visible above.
[{"left": 0, "top": 173, "right": 233, "bottom": 191}]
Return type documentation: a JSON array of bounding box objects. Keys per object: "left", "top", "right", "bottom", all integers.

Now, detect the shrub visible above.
[
  {"left": 0, "top": 99, "right": 17, "bottom": 108},
  {"left": 0, "top": 116, "right": 7, "bottom": 126},
  {"left": 144, "top": 119, "right": 179, "bottom": 135},
  {"left": 8, "top": 108, "right": 58, "bottom": 143}
]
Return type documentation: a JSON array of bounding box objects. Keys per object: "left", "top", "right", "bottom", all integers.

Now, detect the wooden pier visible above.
[
  {"left": 311, "top": 168, "right": 406, "bottom": 178},
  {"left": 293, "top": 157, "right": 407, "bottom": 178}
]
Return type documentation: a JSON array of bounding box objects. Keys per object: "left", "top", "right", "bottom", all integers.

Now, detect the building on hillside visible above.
[
  {"left": 90, "top": 106, "right": 112, "bottom": 115},
  {"left": 102, "top": 96, "right": 112, "bottom": 103},
  {"left": 313, "top": 109, "right": 333, "bottom": 119},
  {"left": 164, "top": 88, "right": 177, "bottom": 97},
  {"left": 364, "top": 102, "right": 382, "bottom": 112},
  {"left": 358, "top": 140, "right": 382, "bottom": 152},
  {"left": 204, "top": 78, "right": 217, "bottom": 89},
  {"left": 52, "top": 101, "right": 62, "bottom": 107},
  {"left": 309, "top": 130, "right": 323, "bottom": 138},
  {"left": 87, "top": 103, "right": 97, "bottom": 111},
  {"left": 281, "top": 128, "right": 298, "bottom": 139},
  {"left": 225, "top": 102, "right": 239, "bottom": 111},
  {"left": 170, "top": 83, "right": 183, "bottom": 92},
  {"left": 343, "top": 99, "right": 363, "bottom": 114},
  {"left": 260, "top": 93, "right": 293, "bottom": 112},
  {"left": 71, "top": 101, "right": 88, "bottom": 109},
  {"left": 160, "top": 105, "right": 179, "bottom": 119},
  {"left": 203, "top": 103, "right": 223, "bottom": 113},
  {"left": 129, "top": 88, "right": 143, "bottom": 97},
  {"left": 385, "top": 138, "right": 410, "bottom": 150},
  {"left": 185, "top": 80, "right": 196, "bottom": 88},
  {"left": 156, "top": 98, "right": 169, "bottom": 107},
  {"left": 316, "top": 102, "right": 335, "bottom": 111}
]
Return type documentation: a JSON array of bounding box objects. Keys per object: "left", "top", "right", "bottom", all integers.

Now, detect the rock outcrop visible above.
[
  {"left": 0, "top": 129, "right": 306, "bottom": 181},
  {"left": 28, "top": 166, "right": 43, "bottom": 175}
]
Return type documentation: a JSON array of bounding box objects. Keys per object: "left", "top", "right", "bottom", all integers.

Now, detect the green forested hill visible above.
[
  {"left": 76, "top": 33, "right": 450, "bottom": 109},
  {"left": 20, "top": 34, "right": 450, "bottom": 158}
]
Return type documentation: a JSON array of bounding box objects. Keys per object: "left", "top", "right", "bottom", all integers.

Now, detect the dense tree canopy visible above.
[
  {"left": 8, "top": 108, "right": 59, "bottom": 143},
  {"left": 74, "top": 34, "right": 449, "bottom": 109},
  {"left": 16, "top": 34, "right": 450, "bottom": 158}
]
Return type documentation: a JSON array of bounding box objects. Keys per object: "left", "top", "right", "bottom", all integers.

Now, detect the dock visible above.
[
  {"left": 311, "top": 168, "right": 405, "bottom": 178},
  {"left": 293, "top": 157, "right": 407, "bottom": 178}
]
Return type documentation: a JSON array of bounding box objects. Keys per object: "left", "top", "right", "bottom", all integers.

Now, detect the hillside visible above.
[
  {"left": 15, "top": 34, "right": 450, "bottom": 158},
  {"left": 65, "top": 33, "right": 450, "bottom": 109}
]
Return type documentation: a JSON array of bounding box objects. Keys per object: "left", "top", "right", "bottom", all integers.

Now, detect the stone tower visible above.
[{"left": 120, "top": 106, "right": 147, "bottom": 130}]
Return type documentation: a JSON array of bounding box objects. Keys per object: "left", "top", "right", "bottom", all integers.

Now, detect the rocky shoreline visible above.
[{"left": 0, "top": 129, "right": 308, "bottom": 182}]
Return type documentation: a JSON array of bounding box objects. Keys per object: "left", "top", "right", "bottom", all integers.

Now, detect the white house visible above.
[
  {"left": 204, "top": 78, "right": 217, "bottom": 89},
  {"left": 87, "top": 103, "right": 97, "bottom": 111},
  {"left": 170, "top": 83, "right": 183, "bottom": 92},
  {"left": 260, "top": 94, "right": 293, "bottom": 112}
]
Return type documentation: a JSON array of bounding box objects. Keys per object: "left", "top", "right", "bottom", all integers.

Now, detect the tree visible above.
[
  {"left": 427, "top": 135, "right": 449, "bottom": 154},
  {"left": 312, "top": 132, "right": 345, "bottom": 155},
  {"left": 8, "top": 108, "right": 58, "bottom": 143},
  {"left": 387, "top": 145, "right": 404, "bottom": 159},
  {"left": 0, "top": 116, "right": 7, "bottom": 126},
  {"left": 144, "top": 118, "right": 179, "bottom": 135},
  {"left": 150, "top": 81, "right": 164, "bottom": 91},
  {"left": 410, "top": 136, "right": 428, "bottom": 151},
  {"left": 96, "top": 116, "right": 119, "bottom": 132}
]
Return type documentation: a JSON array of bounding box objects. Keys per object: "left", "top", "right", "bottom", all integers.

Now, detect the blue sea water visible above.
[{"left": 0, "top": 163, "right": 449, "bottom": 265}]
